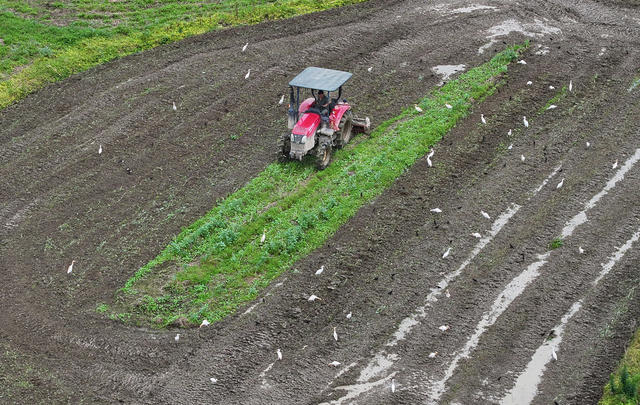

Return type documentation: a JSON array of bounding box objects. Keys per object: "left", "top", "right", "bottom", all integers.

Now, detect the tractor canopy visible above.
[{"left": 288, "top": 67, "right": 352, "bottom": 91}]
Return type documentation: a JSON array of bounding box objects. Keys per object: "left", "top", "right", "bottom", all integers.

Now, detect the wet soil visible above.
[{"left": 1, "top": 0, "right": 640, "bottom": 403}]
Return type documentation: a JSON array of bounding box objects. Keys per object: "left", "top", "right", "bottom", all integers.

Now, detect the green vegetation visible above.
[
  {"left": 601, "top": 329, "right": 640, "bottom": 404},
  {"left": 115, "top": 44, "right": 527, "bottom": 327},
  {"left": 0, "top": 0, "right": 367, "bottom": 108},
  {"left": 549, "top": 238, "right": 563, "bottom": 250}
]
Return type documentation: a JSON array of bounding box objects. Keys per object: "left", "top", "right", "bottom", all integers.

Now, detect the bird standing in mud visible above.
[
  {"left": 242, "top": 42, "right": 248, "bottom": 52},
  {"left": 427, "top": 149, "right": 434, "bottom": 167},
  {"left": 277, "top": 348, "right": 282, "bottom": 360},
  {"left": 315, "top": 265, "right": 324, "bottom": 275},
  {"left": 98, "top": 144, "right": 102, "bottom": 155},
  {"left": 172, "top": 101, "right": 177, "bottom": 111},
  {"left": 333, "top": 327, "right": 338, "bottom": 341},
  {"left": 481, "top": 114, "right": 486, "bottom": 124},
  {"left": 66, "top": 260, "right": 76, "bottom": 274},
  {"left": 523, "top": 116, "right": 529, "bottom": 128},
  {"left": 279, "top": 94, "right": 285, "bottom": 104},
  {"left": 556, "top": 178, "right": 564, "bottom": 189},
  {"left": 414, "top": 104, "right": 423, "bottom": 113},
  {"left": 430, "top": 208, "right": 442, "bottom": 213},
  {"left": 442, "top": 247, "right": 451, "bottom": 259},
  {"left": 481, "top": 210, "right": 491, "bottom": 220},
  {"left": 245, "top": 69, "right": 251, "bottom": 79}
]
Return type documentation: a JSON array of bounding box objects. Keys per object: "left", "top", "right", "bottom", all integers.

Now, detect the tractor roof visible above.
[{"left": 289, "top": 67, "right": 352, "bottom": 92}]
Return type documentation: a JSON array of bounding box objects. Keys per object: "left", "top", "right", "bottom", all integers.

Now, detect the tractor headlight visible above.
[{"left": 291, "top": 134, "right": 305, "bottom": 144}]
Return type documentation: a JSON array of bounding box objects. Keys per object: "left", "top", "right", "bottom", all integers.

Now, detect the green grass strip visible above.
[
  {"left": 117, "top": 44, "right": 527, "bottom": 327},
  {"left": 0, "top": 0, "right": 366, "bottom": 109},
  {"left": 600, "top": 328, "right": 640, "bottom": 405}
]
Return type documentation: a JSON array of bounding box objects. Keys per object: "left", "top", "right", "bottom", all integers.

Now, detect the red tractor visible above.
[{"left": 280, "top": 67, "right": 370, "bottom": 169}]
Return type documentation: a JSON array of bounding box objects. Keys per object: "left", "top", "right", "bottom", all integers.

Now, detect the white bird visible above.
[
  {"left": 98, "top": 144, "right": 102, "bottom": 154},
  {"left": 520, "top": 154, "right": 526, "bottom": 162},
  {"left": 308, "top": 294, "right": 321, "bottom": 302},
  {"left": 578, "top": 246, "right": 584, "bottom": 254},
  {"left": 367, "top": 66, "right": 373, "bottom": 72},
  {"left": 315, "top": 265, "right": 324, "bottom": 275},
  {"left": 277, "top": 348, "right": 282, "bottom": 360},
  {"left": 200, "top": 319, "right": 210, "bottom": 328},
  {"left": 523, "top": 116, "right": 529, "bottom": 128},
  {"left": 172, "top": 101, "right": 177, "bottom": 111},
  {"left": 329, "top": 361, "right": 341, "bottom": 367},
  {"left": 279, "top": 94, "right": 285, "bottom": 105},
  {"left": 66, "top": 260, "right": 76, "bottom": 274},
  {"left": 481, "top": 114, "right": 487, "bottom": 124},
  {"left": 471, "top": 232, "right": 482, "bottom": 238},
  {"left": 427, "top": 149, "right": 435, "bottom": 167},
  {"left": 175, "top": 333, "right": 180, "bottom": 342},
  {"left": 210, "top": 377, "right": 218, "bottom": 383},
  {"left": 242, "top": 42, "right": 248, "bottom": 52},
  {"left": 549, "top": 85, "right": 555, "bottom": 90},
  {"left": 260, "top": 229, "right": 266, "bottom": 244},
  {"left": 517, "top": 60, "right": 527, "bottom": 65},
  {"left": 547, "top": 104, "right": 557, "bottom": 110},
  {"left": 481, "top": 210, "right": 491, "bottom": 220},
  {"left": 527, "top": 80, "right": 532, "bottom": 85},
  {"left": 551, "top": 347, "right": 558, "bottom": 361},
  {"left": 612, "top": 160, "right": 618, "bottom": 169},
  {"left": 442, "top": 247, "right": 451, "bottom": 259},
  {"left": 333, "top": 327, "right": 338, "bottom": 341},
  {"left": 508, "top": 129, "right": 512, "bottom": 136},
  {"left": 428, "top": 352, "right": 438, "bottom": 358},
  {"left": 391, "top": 379, "right": 396, "bottom": 393},
  {"left": 245, "top": 69, "right": 251, "bottom": 79},
  {"left": 445, "top": 289, "right": 451, "bottom": 298},
  {"left": 414, "top": 104, "right": 423, "bottom": 113},
  {"left": 430, "top": 208, "right": 442, "bottom": 213},
  {"left": 556, "top": 178, "right": 564, "bottom": 189},
  {"left": 439, "top": 325, "right": 450, "bottom": 331},
  {"left": 346, "top": 312, "right": 352, "bottom": 319},
  {"left": 445, "top": 103, "right": 452, "bottom": 109},
  {"left": 508, "top": 143, "right": 513, "bottom": 150},
  {"left": 586, "top": 141, "right": 591, "bottom": 148},
  {"left": 569, "top": 80, "right": 573, "bottom": 92}
]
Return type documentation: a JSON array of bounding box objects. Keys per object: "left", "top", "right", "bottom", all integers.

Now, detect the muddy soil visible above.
[{"left": 1, "top": 0, "right": 640, "bottom": 403}]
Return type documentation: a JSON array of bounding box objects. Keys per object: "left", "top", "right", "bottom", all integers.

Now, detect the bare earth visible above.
[{"left": 1, "top": 0, "right": 640, "bottom": 403}]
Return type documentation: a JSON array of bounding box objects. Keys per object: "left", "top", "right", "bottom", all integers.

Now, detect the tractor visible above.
[{"left": 279, "top": 67, "right": 370, "bottom": 169}]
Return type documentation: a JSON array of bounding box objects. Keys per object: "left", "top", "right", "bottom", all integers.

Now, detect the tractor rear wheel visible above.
[
  {"left": 336, "top": 110, "right": 354, "bottom": 148},
  {"left": 278, "top": 133, "right": 291, "bottom": 162},
  {"left": 315, "top": 141, "right": 332, "bottom": 170}
]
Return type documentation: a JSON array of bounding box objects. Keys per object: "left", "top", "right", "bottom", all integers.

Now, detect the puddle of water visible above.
[
  {"left": 432, "top": 64, "right": 466, "bottom": 85},
  {"left": 322, "top": 372, "right": 396, "bottom": 405},
  {"left": 502, "top": 229, "right": 640, "bottom": 404},
  {"left": 561, "top": 148, "right": 640, "bottom": 239},
  {"left": 478, "top": 19, "right": 561, "bottom": 54},
  {"left": 450, "top": 4, "right": 497, "bottom": 14}
]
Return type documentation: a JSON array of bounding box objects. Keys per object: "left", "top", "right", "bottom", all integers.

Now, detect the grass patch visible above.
[
  {"left": 115, "top": 44, "right": 528, "bottom": 327},
  {"left": 601, "top": 329, "right": 640, "bottom": 404},
  {"left": 0, "top": 0, "right": 367, "bottom": 108},
  {"left": 549, "top": 238, "right": 563, "bottom": 250}
]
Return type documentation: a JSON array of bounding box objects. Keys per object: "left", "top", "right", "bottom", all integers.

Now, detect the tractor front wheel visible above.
[
  {"left": 315, "top": 141, "right": 332, "bottom": 170},
  {"left": 278, "top": 133, "right": 291, "bottom": 162}
]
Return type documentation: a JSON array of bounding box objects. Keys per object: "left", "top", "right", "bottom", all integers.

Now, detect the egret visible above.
[
  {"left": 471, "top": 232, "right": 482, "bottom": 238},
  {"left": 367, "top": 67, "right": 373, "bottom": 72},
  {"left": 428, "top": 352, "right": 438, "bottom": 358},
  {"left": 210, "top": 377, "right": 218, "bottom": 383},
  {"left": 586, "top": 141, "right": 591, "bottom": 148},
  {"left": 481, "top": 114, "right": 486, "bottom": 124},
  {"left": 98, "top": 144, "right": 102, "bottom": 155},
  {"left": 242, "top": 42, "right": 248, "bottom": 52},
  {"left": 279, "top": 94, "right": 285, "bottom": 105},
  {"left": 308, "top": 294, "right": 321, "bottom": 301},
  {"left": 333, "top": 327, "right": 338, "bottom": 341},
  {"left": 442, "top": 247, "right": 451, "bottom": 259},
  {"left": 277, "top": 348, "right": 282, "bottom": 360},
  {"left": 508, "top": 143, "right": 513, "bottom": 150},
  {"left": 175, "top": 333, "right": 180, "bottom": 342},
  {"left": 346, "top": 312, "right": 352, "bottom": 319},
  {"left": 523, "top": 116, "right": 529, "bottom": 128},
  {"left": 612, "top": 160, "right": 618, "bottom": 169},
  {"left": 508, "top": 129, "right": 512, "bottom": 136},
  {"left": 569, "top": 80, "right": 573, "bottom": 92},
  {"left": 481, "top": 211, "right": 491, "bottom": 220},
  {"left": 578, "top": 246, "right": 584, "bottom": 254},
  {"left": 521, "top": 154, "right": 526, "bottom": 162},
  {"left": 391, "top": 379, "right": 396, "bottom": 393},
  {"left": 414, "top": 104, "right": 423, "bottom": 113},
  {"left": 172, "top": 101, "right": 177, "bottom": 111},
  {"left": 547, "top": 105, "right": 557, "bottom": 110},
  {"left": 200, "top": 319, "right": 210, "bottom": 328},
  {"left": 430, "top": 208, "right": 442, "bottom": 213},
  {"left": 445, "top": 103, "right": 452, "bottom": 109},
  {"left": 556, "top": 178, "right": 564, "bottom": 189},
  {"left": 517, "top": 60, "right": 527, "bottom": 65},
  {"left": 329, "top": 361, "right": 341, "bottom": 367},
  {"left": 427, "top": 149, "right": 434, "bottom": 167},
  {"left": 439, "top": 325, "right": 450, "bottom": 331},
  {"left": 527, "top": 81, "right": 532, "bottom": 85},
  {"left": 549, "top": 85, "right": 555, "bottom": 90},
  {"left": 445, "top": 289, "right": 451, "bottom": 298},
  {"left": 551, "top": 347, "right": 558, "bottom": 361},
  {"left": 260, "top": 229, "right": 266, "bottom": 244},
  {"left": 66, "top": 260, "right": 76, "bottom": 274},
  {"left": 315, "top": 265, "right": 324, "bottom": 275},
  {"left": 245, "top": 69, "right": 251, "bottom": 79}
]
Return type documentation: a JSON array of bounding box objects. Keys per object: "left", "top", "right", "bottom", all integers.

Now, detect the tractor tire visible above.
[
  {"left": 315, "top": 141, "right": 332, "bottom": 170},
  {"left": 336, "top": 110, "right": 354, "bottom": 148},
  {"left": 278, "top": 133, "right": 291, "bottom": 162}
]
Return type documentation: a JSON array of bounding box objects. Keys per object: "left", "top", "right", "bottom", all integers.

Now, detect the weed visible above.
[
  {"left": 549, "top": 238, "right": 563, "bottom": 249},
  {"left": 95, "top": 303, "right": 108, "bottom": 313}
]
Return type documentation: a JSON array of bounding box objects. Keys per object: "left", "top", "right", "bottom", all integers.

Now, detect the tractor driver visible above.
[{"left": 314, "top": 90, "right": 330, "bottom": 115}]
